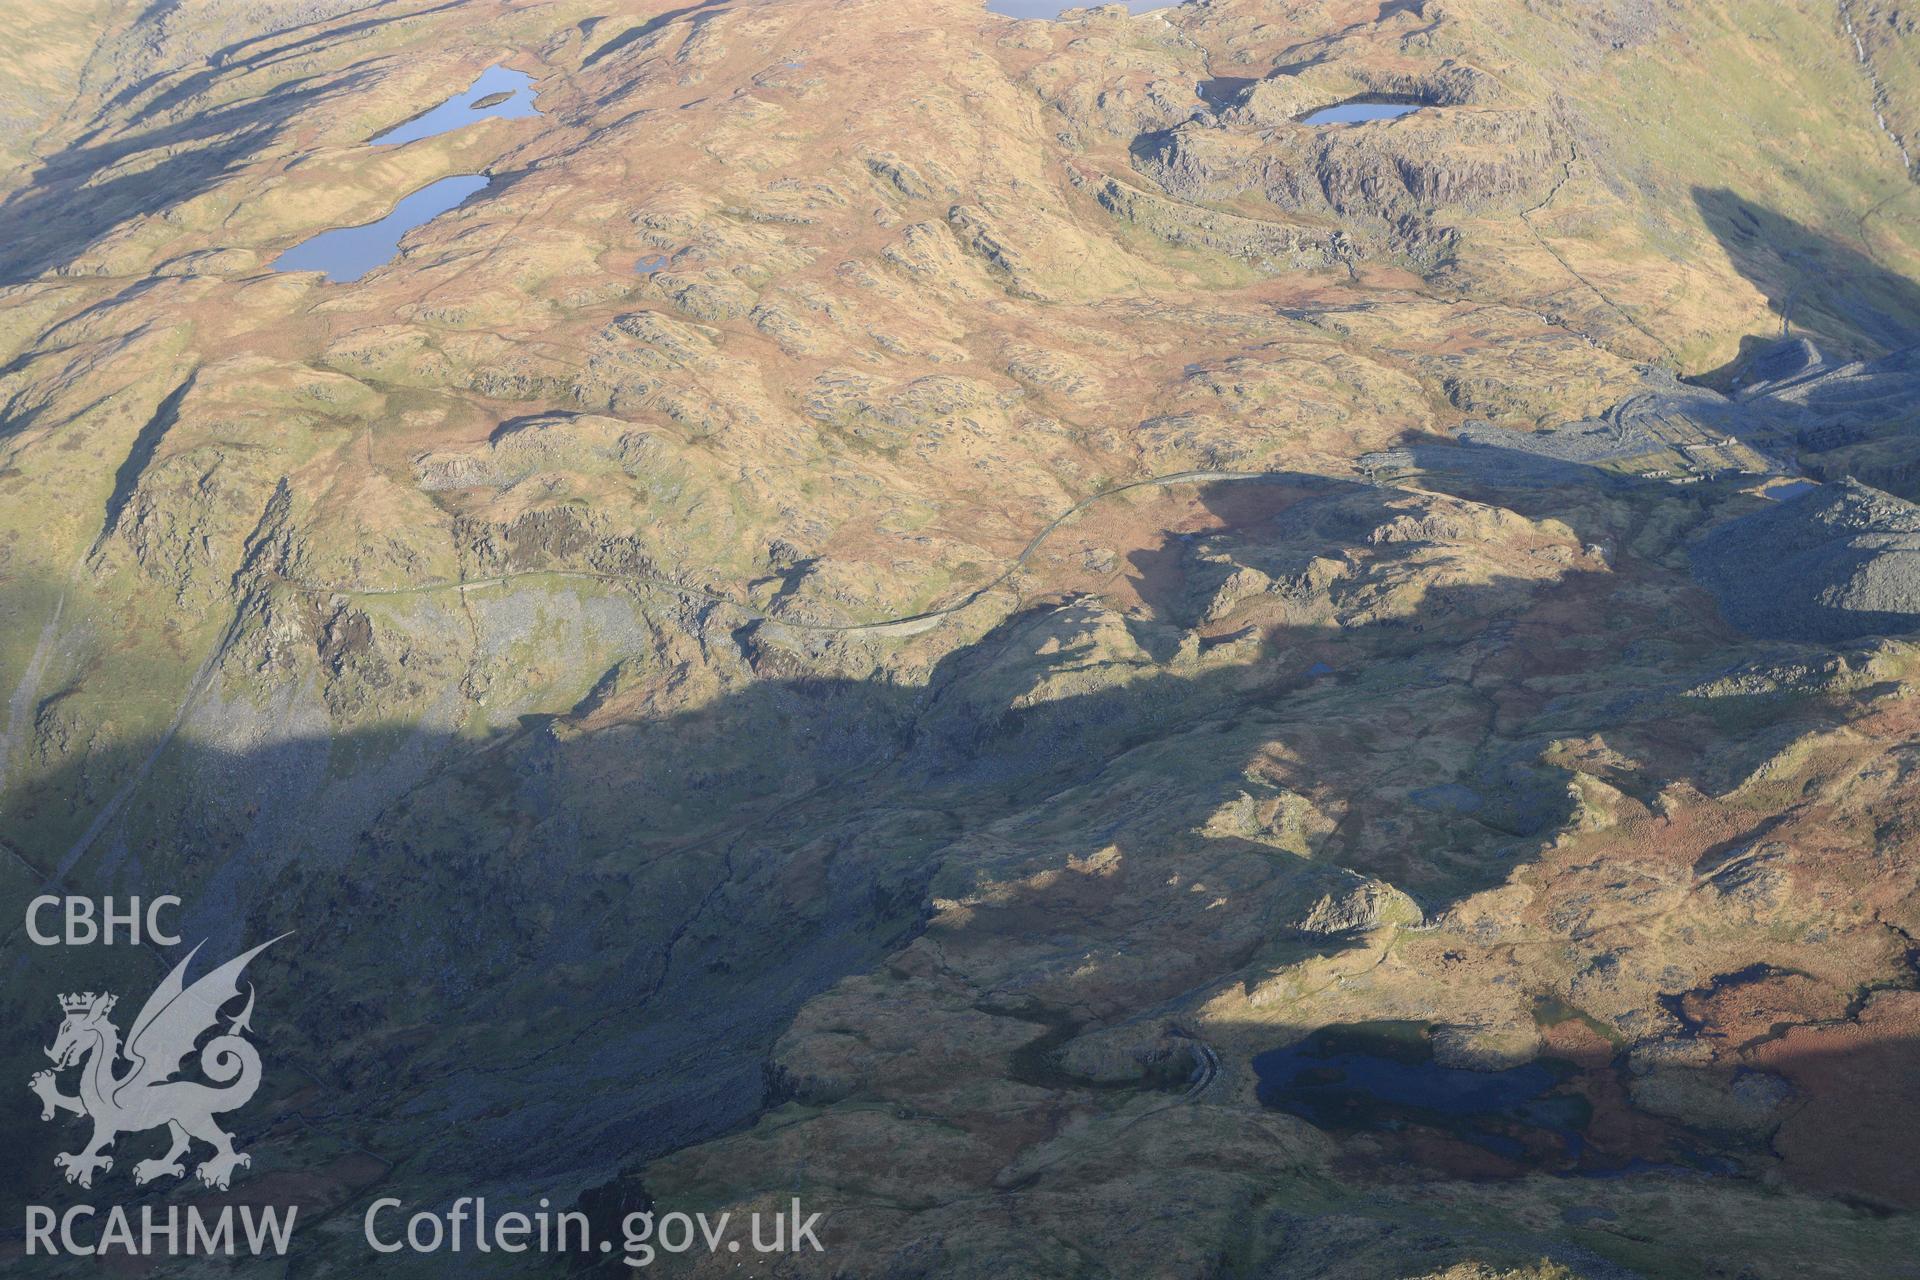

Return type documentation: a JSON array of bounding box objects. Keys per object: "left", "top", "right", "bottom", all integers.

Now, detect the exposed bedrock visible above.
[
  {"left": 1138, "top": 59, "right": 1558, "bottom": 227},
  {"left": 1692, "top": 479, "right": 1920, "bottom": 641},
  {"left": 1139, "top": 105, "right": 1556, "bottom": 224}
]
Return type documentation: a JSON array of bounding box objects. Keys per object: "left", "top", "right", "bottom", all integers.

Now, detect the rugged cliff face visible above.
[{"left": 1, "top": 0, "right": 1918, "bottom": 1276}]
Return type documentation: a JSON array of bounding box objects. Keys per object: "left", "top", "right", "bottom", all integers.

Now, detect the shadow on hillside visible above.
[
  {"left": 1178, "top": 991, "right": 1920, "bottom": 1278},
  {"left": 1693, "top": 186, "right": 1920, "bottom": 370},
  {"left": 581, "top": 0, "right": 731, "bottom": 71},
  {"left": 0, "top": 73, "right": 358, "bottom": 286},
  {"left": 0, "top": 472, "right": 1879, "bottom": 1270}
]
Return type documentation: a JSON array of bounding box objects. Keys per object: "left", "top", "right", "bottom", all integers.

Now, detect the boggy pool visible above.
[{"left": 1253, "top": 1021, "right": 1587, "bottom": 1160}]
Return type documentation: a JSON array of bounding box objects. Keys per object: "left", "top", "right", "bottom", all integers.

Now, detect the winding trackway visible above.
[
  {"left": 1179, "top": 1031, "right": 1222, "bottom": 1102},
  {"left": 1518, "top": 144, "right": 1677, "bottom": 363},
  {"left": 14, "top": 468, "right": 1301, "bottom": 907},
  {"left": 0, "top": 601, "right": 253, "bottom": 944},
  {"left": 282, "top": 468, "right": 1299, "bottom": 633},
  {"left": 0, "top": 592, "right": 63, "bottom": 798}
]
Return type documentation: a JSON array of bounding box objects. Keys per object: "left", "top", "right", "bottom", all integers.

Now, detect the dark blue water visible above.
[
  {"left": 372, "top": 66, "right": 540, "bottom": 146},
  {"left": 1765, "top": 480, "right": 1819, "bottom": 501},
  {"left": 1300, "top": 99, "right": 1423, "bottom": 125},
  {"left": 988, "top": 0, "right": 1168, "bottom": 16},
  {"left": 635, "top": 254, "right": 670, "bottom": 275},
  {"left": 1198, "top": 77, "right": 1255, "bottom": 108},
  {"left": 1562, "top": 1205, "right": 1618, "bottom": 1225},
  {"left": 272, "top": 175, "right": 489, "bottom": 283},
  {"left": 1412, "top": 782, "right": 1483, "bottom": 814},
  {"left": 1253, "top": 1023, "right": 1585, "bottom": 1156}
]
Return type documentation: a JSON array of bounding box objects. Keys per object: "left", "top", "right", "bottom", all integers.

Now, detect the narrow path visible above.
[
  {"left": 282, "top": 468, "right": 1296, "bottom": 634},
  {"left": 1174, "top": 1029, "right": 1221, "bottom": 1101},
  {"left": 0, "top": 592, "right": 64, "bottom": 797},
  {"left": 1518, "top": 143, "right": 1678, "bottom": 363},
  {"left": 27, "top": 597, "right": 250, "bottom": 906}
]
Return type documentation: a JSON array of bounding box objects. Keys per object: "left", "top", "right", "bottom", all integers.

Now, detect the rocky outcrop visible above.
[
  {"left": 411, "top": 413, "right": 662, "bottom": 490},
  {"left": 5, "top": 0, "right": 1920, "bottom": 1275},
  {"left": 1076, "top": 170, "right": 1340, "bottom": 270},
  {"left": 1135, "top": 47, "right": 1559, "bottom": 239},
  {"left": 1140, "top": 101, "right": 1558, "bottom": 229},
  {"left": 1692, "top": 480, "right": 1920, "bottom": 641}
]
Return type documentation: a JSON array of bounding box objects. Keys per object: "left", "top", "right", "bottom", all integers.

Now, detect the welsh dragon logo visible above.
[{"left": 29, "top": 936, "right": 285, "bottom": 1191}]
